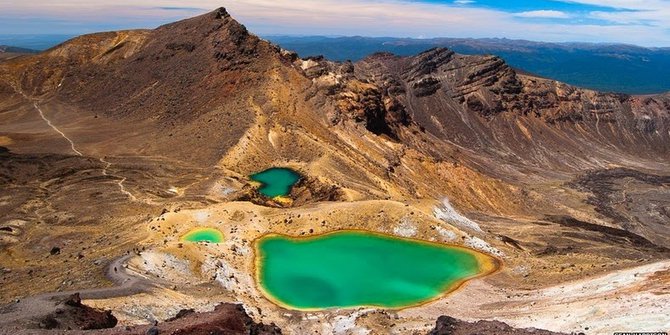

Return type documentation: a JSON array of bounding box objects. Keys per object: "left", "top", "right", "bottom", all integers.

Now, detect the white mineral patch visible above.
[
  {"left": 464, "top": 236, "right": 504, "bottom": 257},
  {"left": 193, "top": 210, "right": 209, "bottom": 224},
  {"left": 332, "top": 310, "right": 372, "bottom": 335},
  {"left": 204, "top": 256, "right": 254, "bottom": 295},
  {"left": 300, "top": 59, "right": 320, "bottom": 70},
  {"left": 436, "top": 226, "right": 457, "bottom": 241},
  {"left": 3, "top": 219, "right": 27, "bottom": 227},
  {"left": 140, "top": 252, "right": 194, "bottom": 282},
  {"left": 393, "top": 216, "right": 417, "bottom": 237},
  {"left": 433, "top": 197, "right": 483, "bottom": 233},
  {"left": 511, "top": 265, "right": 530, "bottom": 276},
  {"left": 268, "top": 130, "right": 278, "bottom": 148},
  {"left": 234, "top": 244, "right": 252, "bottom": 256},
  {"left": 211, "top": 182, "right": 235, "bottom": 196}
]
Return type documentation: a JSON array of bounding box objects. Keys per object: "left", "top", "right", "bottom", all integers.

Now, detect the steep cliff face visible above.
[
  {"left": 1, "top": 301, "right": 281, "bottom": 335},
  {"left": 304, "top": 47, "right": 670, "bottom": 177}
]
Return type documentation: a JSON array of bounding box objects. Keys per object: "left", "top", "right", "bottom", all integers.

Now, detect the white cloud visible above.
[
  {"left": 0, "top": 0, "right": 669, "bottom": 46},
  {"left": 514, "top": 10, "right": 570, "bottom": 19},
  {"left": 588, "top": 7, "right": 670, "bottom": 26},
  {"left": 556, "top": 0, "right": 663, "bottom": 11},
  {"left": 222, "top": 0, "right": 669, "bottom": 45},
  {"left": 558, "top": 0, "right": 670, "bottom": 29}
]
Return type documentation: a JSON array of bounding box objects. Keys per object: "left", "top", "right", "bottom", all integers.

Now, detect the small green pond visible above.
[
  {"left": 256, "top": 231, "right": 497, "bottom": 310},
  {"left": 181, "top": 228, "right": 224, "bottom": 243},
  {"left": 250, "top": 167, "right": 301, "bottom": 198}
]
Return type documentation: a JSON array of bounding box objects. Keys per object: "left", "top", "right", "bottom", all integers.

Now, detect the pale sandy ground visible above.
[
  {"left": 403, "top": 260, "right": 670, "bottom": 334},
  {"left": 84, "top": 202, "right": 670, "bottom": 335}
]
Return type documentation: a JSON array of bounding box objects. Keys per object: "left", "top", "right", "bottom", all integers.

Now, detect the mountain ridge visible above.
[
  {"left": 0, "top": 45, "right": 38, "bottom": 54},
  {"left": 267, "top": 35, "right": 670, "bottom": 94}
]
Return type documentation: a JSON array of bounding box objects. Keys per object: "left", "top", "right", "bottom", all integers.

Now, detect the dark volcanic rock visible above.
[
  {"left": 62, "top": 293, "right": 82, "bottom": 307},
  {"left": 110, "top": 303, "right": 280, "bottom": 335},
  {"left": 568, "top": 168, "right": 670, "bottom": 247},
  {"left": 35, "top": 293, "right": 117, "bottom": 330},
  {"left": 407, "top": 48, "right": 455, "bottom": 79},
  {"left": 546, "top": 215, "right": 666, "bottom": 252},
  {"left": 165, "top": 309, "right": 195, "bottom": 322},
  {"left": 2, "top": 303, "right": 280, "bottom": 335},
  {"left": 413, "top": 77, "right": 441, "bottom": 97},
  {"left": 428, "top": 315, "right": 566, "bottom": 335},
  {"left": 235, "top": 174, "right": 344, "bottom": 208},
  {"left": 335, "top": 42, "right": 670, "bottom": 173}
]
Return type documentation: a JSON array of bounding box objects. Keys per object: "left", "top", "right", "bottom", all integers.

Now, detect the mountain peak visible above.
[
  {"left": 156, "top": 6, "right": 244, "bottom": 36},
  {"left": 147, "top": 6, "right": 257, "bottom": 63},
  {"left": 213, "top": 7, "right": 230, "bottom": 19}
]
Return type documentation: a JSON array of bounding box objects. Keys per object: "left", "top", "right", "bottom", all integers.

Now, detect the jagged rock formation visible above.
[
  {"left": 309, "top": 46, "right": 669, "bottom": 168},
  {"left": 3, "top": 303, "right": 281, "bottom": 335},
  {"left": 234, "top": 174, "right": 344, "bottom": 208},
  {"left": 428, "top": 315, "right": 566, "bottom": 335},
  {"left": 0, "top": 293, "right": 117, "bottom": 331}
]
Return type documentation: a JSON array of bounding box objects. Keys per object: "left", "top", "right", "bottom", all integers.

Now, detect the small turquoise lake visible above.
[
  {"left": 250, "top": 168, "right": 301, "bottom": 198},
  {"left": 181, "top": 228, "right": 224, "bottom": 243}
]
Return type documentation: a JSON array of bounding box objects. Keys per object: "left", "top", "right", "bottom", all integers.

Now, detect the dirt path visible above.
[
  {"left": 98, "top": 157, "right": 137, "bottom": 202},
  {"left": 0, "top": 254, "right": 153, "bottom": 327},
  {"left": 10, "top": 86, "right": 139, "bottom": 202},
  {"left": 33, "top": 101, "right": 82, "bottom": 156}
]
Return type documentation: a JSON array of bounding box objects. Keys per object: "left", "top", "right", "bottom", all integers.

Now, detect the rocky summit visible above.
[{"left": 0, "top": 8, "right": 668, "bottom": 335}]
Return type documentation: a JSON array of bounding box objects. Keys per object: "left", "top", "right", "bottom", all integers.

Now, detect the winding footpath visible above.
[
  {"left": 0, "top": 254, "right": 154, "bottom": 327},
  {"left": 33, "top": 100, "right": 136, "bottom": 201},
  {"left": 10, "top": 84, "right": 137, "bottom": 202},
  {"left": 99, "top": 157, "right": 138, "bottom": 202},
  {"left": 33, "top": 102, "right": 83, "bottom": 156}
]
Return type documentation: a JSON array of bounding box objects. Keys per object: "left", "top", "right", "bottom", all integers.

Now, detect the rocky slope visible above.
[
  {"left": 4, "top": 301, "right": 282, "bottom": 335},
  {"left": 428, "top": 315, "right": 566, "bottom": 335},
  {"left": 311, "top": 48, "right": 669, "bottom": 170},
  {"left": 0, "top": 7, "right": 668, "bottom": 335},
  {"left": 2, "top": 296, "right": 567, "bottom": 335},
  {"left": 0, "top": 293, "right": 117, "bottom": 331},
  {"left": 268, "top": 35, "right": 670, "bottom": 94}
]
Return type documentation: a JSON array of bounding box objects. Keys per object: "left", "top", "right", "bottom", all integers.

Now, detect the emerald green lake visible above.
[
  {"left": 256, "top": 231, "right": 496, "bottom": 310},
  {"left": 181, "top": 228, "right": 224, "bottom": 243},
  {"left": 250, "top": 168, "right": 301, "bottom": 198}
]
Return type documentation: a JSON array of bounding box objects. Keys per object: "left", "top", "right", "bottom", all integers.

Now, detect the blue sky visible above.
[
  {"left": 1, "top": 0, "right": 669, "bottom": 46},
  {"left": 420, "top": 0, "right": 615, "bottom": 12}
]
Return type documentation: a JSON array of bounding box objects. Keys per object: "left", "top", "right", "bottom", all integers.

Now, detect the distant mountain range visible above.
[
  {"left": 265, "top": 36, "right": 670, "bottom": 95},
  {"left": 0, "top": 34, "right": 72, "bottom": 51},
  {"left": 0, "top": 45, "right": 38, "bottom": 60},
  {"left": 2, "top": 33, "right": 670, "bottom": 94},
  {"left": 0, "top": 45, "right": 38, "bottom": 54}
]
